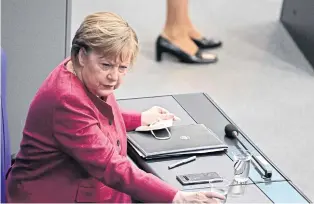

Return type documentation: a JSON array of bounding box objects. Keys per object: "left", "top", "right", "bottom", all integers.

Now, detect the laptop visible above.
[{"left": 127, "top": 124, "right": 228, "bottom": 159}]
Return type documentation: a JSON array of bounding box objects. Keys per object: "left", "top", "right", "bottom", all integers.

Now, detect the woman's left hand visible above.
[{"left": 141, "top": 106, "right": 180, "bottom": 126}]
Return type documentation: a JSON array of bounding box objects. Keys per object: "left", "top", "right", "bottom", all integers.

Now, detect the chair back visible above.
[{"left": 1, "top": 48, "right": 11, "bottom": 203}]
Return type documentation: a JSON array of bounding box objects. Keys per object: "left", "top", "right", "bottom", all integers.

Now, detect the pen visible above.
[{"left": 168, "top": 156, "right": 197, "bottom": 169}]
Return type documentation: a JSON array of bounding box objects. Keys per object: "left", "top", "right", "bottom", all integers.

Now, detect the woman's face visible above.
[{"left": 78, "top": 49, "right": 130, "bottom": 97}]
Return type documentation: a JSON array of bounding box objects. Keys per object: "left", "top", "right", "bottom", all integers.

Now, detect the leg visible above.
[
  {"left": 162, "top": 0, "right": 198, "bottom": 56},
  {"left": 161, "top": 0, "right": 221, "bottom": 53},
  {"left": 156, "top": 0, "right": 219, "bottom": 63}
]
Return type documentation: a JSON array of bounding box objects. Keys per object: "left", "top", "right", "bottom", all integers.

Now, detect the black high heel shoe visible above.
[
  {"left": 191, "top": 37, "right": 222, "bottom": 49},
  {"left": 156, "top": 36, "right": 217, "bottom": 64}
]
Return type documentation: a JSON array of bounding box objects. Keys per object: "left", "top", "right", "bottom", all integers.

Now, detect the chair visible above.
[{"left": 1, "top": 47, "right": 11, "bottom": 203}]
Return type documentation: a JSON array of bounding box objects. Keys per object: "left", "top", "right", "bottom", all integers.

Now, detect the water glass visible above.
[
  {"left": 233, "top": 150, "right": 252, "bottom": 183},
  {"left": 209, "top": 178, "right": 230, "bottom": 204},
  {"left": 228, "top": 180, "right": 247, "bottom": 197}
]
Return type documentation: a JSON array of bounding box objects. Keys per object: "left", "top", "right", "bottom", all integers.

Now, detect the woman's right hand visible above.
[{"left": 172, "top": 191, "right": 225, "bottom": 203}]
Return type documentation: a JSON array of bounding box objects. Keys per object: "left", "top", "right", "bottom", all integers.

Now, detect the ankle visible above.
[
  {"left": 187, "top": 27, "right": 203, "bottom": 39},
  {"left": 162, "top": 25, "right": 189, "bottom": 40}
]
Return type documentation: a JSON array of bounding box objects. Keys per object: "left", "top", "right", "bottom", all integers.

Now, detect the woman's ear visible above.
[{"left": 77, "top": 48, "right": 87, "bottom": 67}]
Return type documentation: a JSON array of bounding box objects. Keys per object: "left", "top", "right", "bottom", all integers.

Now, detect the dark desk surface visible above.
[{"left": 120, "top": 93, "right": 311, "bottom": 203}]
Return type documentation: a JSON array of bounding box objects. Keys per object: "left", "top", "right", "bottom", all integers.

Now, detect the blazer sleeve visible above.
[
  {"left": 53, "top": 94, "right": 177, "bottom": 203},
  {"left": 121, "top": 111, "right": 142, "bottom": 131}
]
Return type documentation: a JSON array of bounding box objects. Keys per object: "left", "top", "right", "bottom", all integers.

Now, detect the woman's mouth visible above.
[{"left": 103, "top": 85, "right": 114, "bottom": 89}]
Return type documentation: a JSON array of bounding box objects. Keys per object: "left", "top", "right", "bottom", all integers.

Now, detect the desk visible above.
[{"left": 120, "top": 93, "right": 311, "bottom": 203}]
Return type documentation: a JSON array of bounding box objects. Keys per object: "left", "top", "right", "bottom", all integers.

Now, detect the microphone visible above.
[
  {"left": 225, "top": 124, "right": 239, "bottom": 139},
  {"left": 224, "top": 124, "right": 272, "bottom": 179}
]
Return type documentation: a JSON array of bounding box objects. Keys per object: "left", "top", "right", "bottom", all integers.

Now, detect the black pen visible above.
[{"left": 168, "top": 156, "right": 197, "bottom": 169}]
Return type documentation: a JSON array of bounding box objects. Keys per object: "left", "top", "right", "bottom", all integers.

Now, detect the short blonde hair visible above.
[{"left": 71, "top": 12, "right": 139, "bottom": 65}]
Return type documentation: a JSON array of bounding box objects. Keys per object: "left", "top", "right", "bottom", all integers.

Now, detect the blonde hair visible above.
[{"left": 71, "top": 12, "right": 139, "bottom": 65}]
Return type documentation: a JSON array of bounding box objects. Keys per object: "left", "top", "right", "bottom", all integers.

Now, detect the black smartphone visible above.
[{"left": 176, "top": 172, "right": 223, "bottom": 185}]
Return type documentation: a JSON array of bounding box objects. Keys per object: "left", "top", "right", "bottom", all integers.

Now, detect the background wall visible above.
[{"left": 1, "top": 0, "right": 71, "bottom": 153}]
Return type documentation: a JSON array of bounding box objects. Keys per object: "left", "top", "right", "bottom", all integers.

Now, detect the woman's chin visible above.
[{"left": 97, "top": 89, "right": 114, "bottom": 97}]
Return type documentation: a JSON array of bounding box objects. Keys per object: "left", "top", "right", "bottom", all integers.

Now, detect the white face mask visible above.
[{"left": 135, "top": 119, "right": 174, "bottom": 140}]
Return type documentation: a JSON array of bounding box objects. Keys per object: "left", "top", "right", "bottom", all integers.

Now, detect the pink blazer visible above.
[{"left": 6, "top": 58, "right": 177, "bottom": 203}]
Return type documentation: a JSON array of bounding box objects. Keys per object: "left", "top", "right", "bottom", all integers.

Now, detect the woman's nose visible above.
[{"left": 107, "top": 68, "right": 119, "bottom": 80}]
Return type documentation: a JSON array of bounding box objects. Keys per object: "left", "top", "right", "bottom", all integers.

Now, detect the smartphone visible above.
[{"left": 176, "top": 172, "right": 223, "bottom": 185}]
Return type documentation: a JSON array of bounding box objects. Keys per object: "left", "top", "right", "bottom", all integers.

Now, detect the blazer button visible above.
[{"left": 117, "top": 140, "right": 120, "bottom": 146}]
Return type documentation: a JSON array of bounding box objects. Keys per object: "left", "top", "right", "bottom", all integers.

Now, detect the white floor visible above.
[{"left": 72, "top": 0, "right": 314, "bottom": 200}]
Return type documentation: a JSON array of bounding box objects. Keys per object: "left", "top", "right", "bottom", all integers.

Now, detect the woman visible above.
[
  {"left": 6, "top": 12, "right": 224, "bottom": 203},
  {"left": 156, "top": 0, "right": 222, "bottom": 64}
]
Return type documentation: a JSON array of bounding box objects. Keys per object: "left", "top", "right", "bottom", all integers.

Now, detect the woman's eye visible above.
[
  {"left": 118, "top": 66, "right": 128, "bottom": 72},
  {"left": 102, "top": 63, "right": 111, "bottom": 67},
  {"left": 102, "top": 63, "right": 112, "bottom": 70}
]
